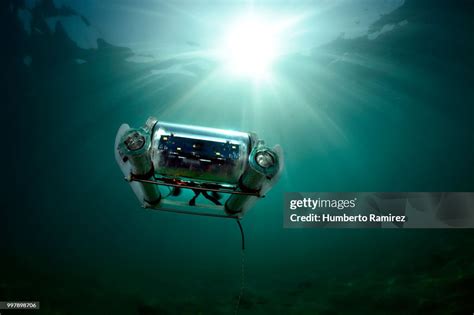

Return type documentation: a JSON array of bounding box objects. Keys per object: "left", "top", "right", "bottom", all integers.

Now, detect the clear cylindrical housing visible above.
[{"left": 150, "top": 121, "right": 251, "bottom": 185}]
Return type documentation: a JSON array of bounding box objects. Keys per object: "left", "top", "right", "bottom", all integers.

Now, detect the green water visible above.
[{"left": 3, "top": 0, "right": 473, "bottom": 314}]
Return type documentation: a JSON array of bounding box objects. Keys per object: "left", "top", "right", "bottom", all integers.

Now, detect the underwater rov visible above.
[
  {"left": 115, "top": 117, "right": 283, "bottom": 224},
  {"left": 115, "top": 117, "right": 282, "bottom": 313}
]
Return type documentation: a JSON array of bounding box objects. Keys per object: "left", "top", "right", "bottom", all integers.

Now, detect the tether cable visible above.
[{"left": 234, "top": 219, "right": 245, "bottom": 315}]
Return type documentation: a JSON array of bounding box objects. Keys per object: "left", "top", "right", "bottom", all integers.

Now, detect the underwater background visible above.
[{"left": 2, "top": 0, "right": 474, "bottom": 314}]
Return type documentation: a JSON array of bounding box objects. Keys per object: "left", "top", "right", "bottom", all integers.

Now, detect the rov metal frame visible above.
[{"left": 126, "top": 175, "right": 263, "bottom": 219}]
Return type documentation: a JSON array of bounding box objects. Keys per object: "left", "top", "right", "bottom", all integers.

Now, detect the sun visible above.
[{"left": 220, "top": 14, "right": 281, "bottom": 79}]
